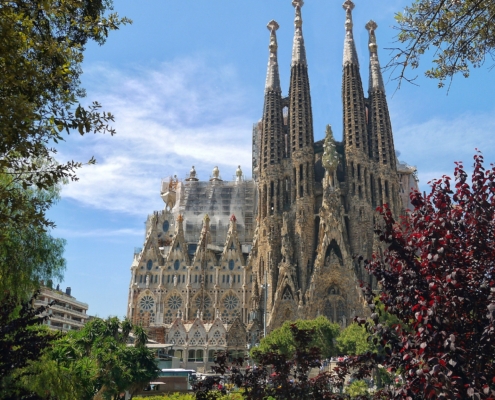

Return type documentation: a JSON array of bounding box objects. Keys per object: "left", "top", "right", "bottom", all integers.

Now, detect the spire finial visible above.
[
  {"left": 366, "top": 20, "right": 378, "bottom": 54},
  {"left": 291, "top": 0, "right": 307, "bottom": 65},
  {"left": 265, "top": 20, "right": 281, "bottom": 92},
  {"left": 342, "top": 0, "right": 359, "bottom": 66},
  {"left": 366, "top": 20, "right": 385, "bottom": 92}
]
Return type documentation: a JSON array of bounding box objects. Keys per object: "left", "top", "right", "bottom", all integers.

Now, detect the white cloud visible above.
[
  {"left": 56, "top": 227, "right": 143, "bottom": 238},
  {"left": 59, "top": 58, "right": 255, "bottom": 215},
  {"left": 394, "top": 109, "right": 495, "bottom": 191}
]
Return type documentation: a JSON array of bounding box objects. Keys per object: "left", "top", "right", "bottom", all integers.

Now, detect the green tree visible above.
[
  {"left": 0, "top": 292, "right": 59, "bottom": 399},
  {"left": 21, "top": 317, "right": 159, "bottom": 400},
  {"left": 390, "top": 0, "right": 495, "bottom": 88},
  {"left": 345, "top": 380, "right": 369, "bottom": 398},
  {"left": 0, "top": 0, "right": 130, "bottom": 235},
  {"left": 252, "top": 316, "right": 340, "bottom": 360},
  {"left": 0, "top": 174, "right": 66, "bottom": 300},
  {"left": 336, "top": 323, "right": 372, "bottom": 356}
]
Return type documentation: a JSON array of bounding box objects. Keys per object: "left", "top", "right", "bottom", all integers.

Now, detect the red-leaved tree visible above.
[{"left": 355, "top": 153, "right": 495, "bottom": 399}]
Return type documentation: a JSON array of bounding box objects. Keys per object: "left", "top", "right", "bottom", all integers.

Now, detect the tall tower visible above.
[
  {"left": 366, "top": 20, "right": 400, "bottom": 215},
  {"left": 341, "top": 0, "right": 374, "bottom": 276},
  {"left": 288, "top": 0, "right": 315, "bottom": 292},
  {"left": 256, "top": 20, "right": 285, "bottom": 313}
]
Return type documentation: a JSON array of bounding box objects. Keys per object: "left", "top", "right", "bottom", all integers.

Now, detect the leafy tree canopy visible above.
[
  {"left": 0, "top": 292, "right": 58, "bottom": 399},
  {"left": 21, "top": 317, "right": 159, "bottom": 400},
  {"left": 349, "top": 152, "right": 495, "bottom": 398},
  {"left": 196, "top": 325, "right": 349, "bottom": 400},
  {"left": 336, "top": 323, "right": 372, "bottom": 356},
  {"left": 0, "top": 173, "right": 66, "bottom": 300},
  {"left": 390, "top": 0, "right": 495, "bottom": 88},
  {"left": 0, "top": 0, "right": 130, "bottom": 235},
  {"left": 252, "top": 316, "right": 340, "bottom": 360}
]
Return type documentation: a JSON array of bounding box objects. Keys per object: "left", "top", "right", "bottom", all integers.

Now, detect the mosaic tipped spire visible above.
[
  {"left": 265, "top": 20, "right": 281, "bottom": 92},
  {"left": 291, "top": 0, "right": 307, "bottom": 66},
  {"left": 342, "top": 0, "right": 359, "bottom": 66},
  {"left": 366, "top": 20, "right": 385, "bottom": 92}
]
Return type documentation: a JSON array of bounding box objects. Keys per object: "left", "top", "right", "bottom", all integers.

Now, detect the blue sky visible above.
[{"left": 49, "top": 0, "right": 495, "bottom": 318}]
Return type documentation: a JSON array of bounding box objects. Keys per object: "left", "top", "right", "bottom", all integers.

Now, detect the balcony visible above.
[
  {"left": 39, "top": 289, "right": 88, "bottom": 309},
  {"left": 49, "top": 314, "right": 86, "bottom": 327},
  {"left": 50, "top": 303, "right": 89, "bottom": 319}
]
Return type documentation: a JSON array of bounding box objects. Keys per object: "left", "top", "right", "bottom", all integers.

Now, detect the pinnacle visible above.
[
  {"left": 342, "top": 0, "right": 355, "bottom": 11},
  {"left": 292, "top": 0, "right": 304, "bottom": 8},
  {"left": 267, "top": 20, "right": 279, "bottom": 32},
  {"left": 365, "top": 20, "right": 378, "bottom": 32}
]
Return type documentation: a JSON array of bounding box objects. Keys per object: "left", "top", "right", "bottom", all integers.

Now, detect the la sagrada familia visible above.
[{"left": 127, "top": 0, "right": 418, "bottom": 367}]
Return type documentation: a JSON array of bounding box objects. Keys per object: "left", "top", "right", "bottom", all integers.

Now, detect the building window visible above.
[
  {"left": 188, "top": 349, "right": 204, "bottom": 362},
  {"left": 174, "top": 260, "right": 180, "bottom": 271},
  {"left": 228, "top": 260, "right": 235, "bottom": 271},
  {"left": 208, "top": 350, "right": 216, "bottom": 362}
]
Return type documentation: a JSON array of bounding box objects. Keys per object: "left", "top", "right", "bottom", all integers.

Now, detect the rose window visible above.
[
  {"left": 223, "top": 294, "right": 239, "bottom": 310},
  {"left": 139, "top": 295, "right": 154, "bottom": 311},
  {"left": 168, "top": 295, "right": 183, "bottom": 310}
]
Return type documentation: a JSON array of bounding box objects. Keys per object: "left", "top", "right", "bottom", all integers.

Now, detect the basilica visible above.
[{"left": 127, "top": 0, "right": 418, "bottom": 370}]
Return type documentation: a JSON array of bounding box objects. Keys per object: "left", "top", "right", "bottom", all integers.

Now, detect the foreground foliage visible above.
[
  {"left": 252, "top": 316, "right": 340, "bottom": 360},
  {"left": 134, "top": 393, "right": 242, "bottom": 400},
  {"left": 336, "top": 323, "right": 371, "bottom": 356},
  {"left": 21, "top": 317, "right": 159, "bottom": 400},
  {"left": 0, "top": 292, "right": 58, "bottom": 399},
  {"left": 0, "top": 175, "right": 66, "bottom": 301},
  {"left": 195, "top": 324, "right": 355, "bottom": 400},
  {"left": 350, "top": 153, "right": 495, "bottom": 398},
  {"left": 390, "top": 0, "right": 495, "bottom": 87}
]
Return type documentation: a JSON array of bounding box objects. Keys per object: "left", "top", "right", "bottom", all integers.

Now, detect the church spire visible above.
[
  {"left": 265, "top": 20, "right": 281, "bottom": 93},
  {"left": 260, "top": 20, "right": 284, "bottom": 174},
  {"left": 341, "top": 0, "right": 368, "bottom": 155},
  {"left": 366, "top": 20, "right": 396, "bottom": 170},
  {"left": 342, "top": 0, "right": 359, "bottom": 66},
  {"left": 288, "top": 0, "right": 315, "bottom": 296},
  {"left": 291, "top": 0, "right": 307, "bottom": 66},
  {"left": 366, "top": 20, "right": 385, "bottom": 92}
]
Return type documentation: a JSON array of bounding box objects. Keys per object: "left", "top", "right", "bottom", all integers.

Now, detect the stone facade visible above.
[{"left": 126, "top": 0, "right": 419, "bottom": 354}]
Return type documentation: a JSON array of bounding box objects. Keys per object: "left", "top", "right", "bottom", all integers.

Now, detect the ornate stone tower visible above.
[
  {"left": 255, "top": 20, "right": 286, "bottom": 315},
  {"left": 341, "top": 0, "right": 374, "bottom": 281},
  {"left": 366, "top": 20, "right": 400, "bottom": 217},
  {"left": 288, "top": 0, "right": 315, "bottom": 294}
]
